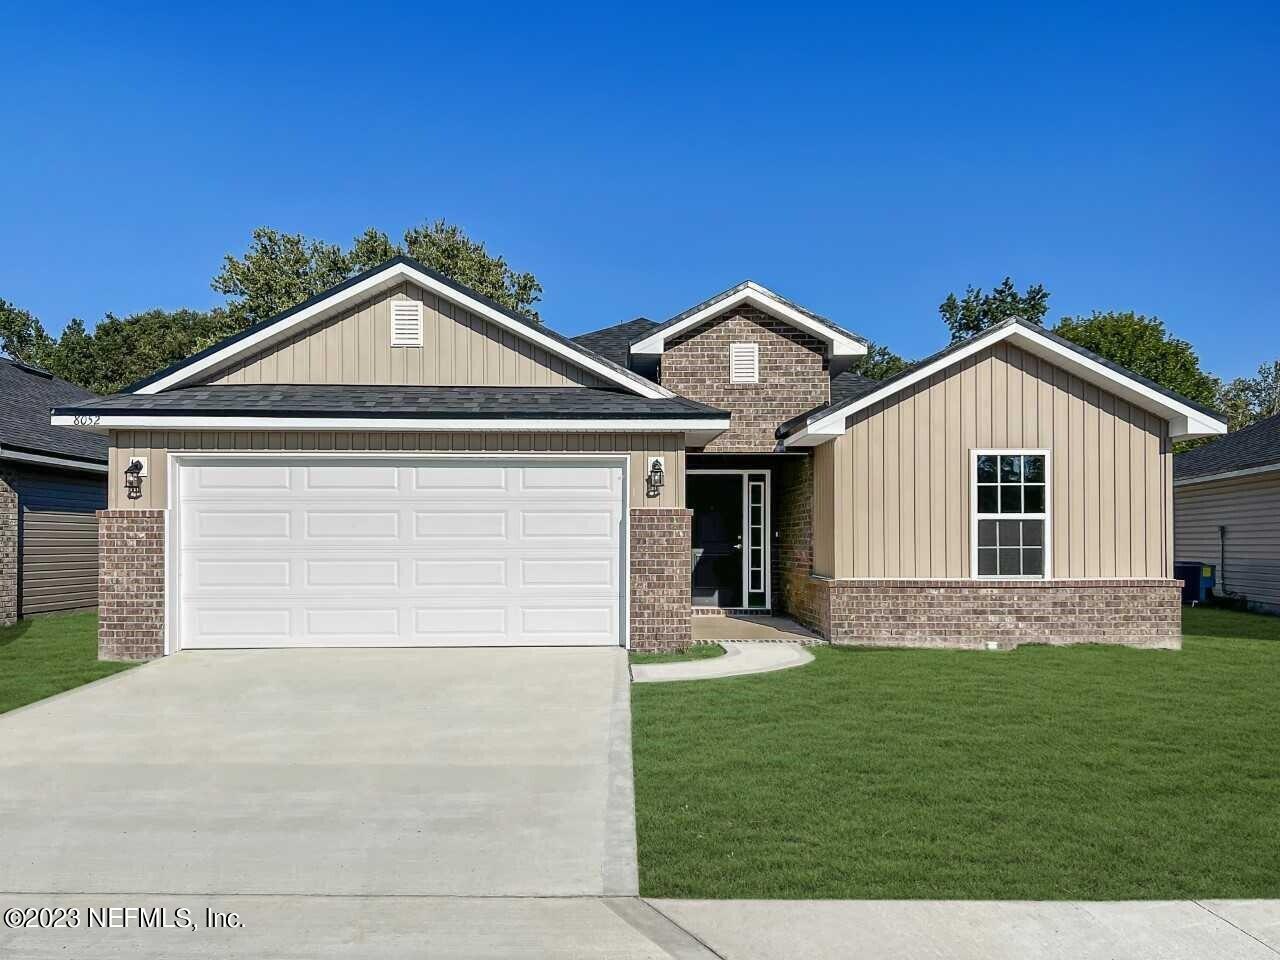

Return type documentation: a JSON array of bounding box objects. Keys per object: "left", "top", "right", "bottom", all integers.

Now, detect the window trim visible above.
[{"left": 969, "top": 448, "right": 1052, "bottom": 580}]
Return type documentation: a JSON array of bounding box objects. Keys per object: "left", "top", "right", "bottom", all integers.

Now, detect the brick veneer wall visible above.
[
  {"left": 0, "top": 471, "right": 16, "bottom": 627},
  {"left": 774, "top": 455, "right": 818, "bottom": 628},
  {"left": 661, "top": 308, "right": 829, "bottom": 453},
  {"left": 629, "top": 508, "right": 692, "bottom": 651},
  {"left": 98, "top": 510, "right": 166, "bottom": 660},
  {"left": 813, "top": 578, "right": 1182, "bottom": 650}
]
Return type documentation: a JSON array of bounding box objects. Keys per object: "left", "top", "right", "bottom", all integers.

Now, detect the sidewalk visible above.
[{"left": 2, "top": 896, "right": 1276, "bottom": 958}]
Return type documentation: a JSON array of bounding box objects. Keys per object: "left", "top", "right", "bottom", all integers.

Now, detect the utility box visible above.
[{"left": 1174, "top": 562, "right": 1216, "bottom": 605}]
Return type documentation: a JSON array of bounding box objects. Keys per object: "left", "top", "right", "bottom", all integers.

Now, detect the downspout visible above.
[{"left": 1218, "top": 524, "right": 1227, "bottom": 596}]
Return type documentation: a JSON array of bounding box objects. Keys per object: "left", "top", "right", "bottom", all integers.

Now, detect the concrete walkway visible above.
[
  {"left": 653, "top": 899, "right": 1280, "bottom": 960},
  {"left": 631, "top": 641, "right": 814, "bottom": 683},
  {"left": 691, "top": 614, "right": 819, "bottom": 643}
]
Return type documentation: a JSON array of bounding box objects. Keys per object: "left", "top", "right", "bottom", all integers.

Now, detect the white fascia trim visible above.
[
  {"left": 135, "top": 262, "right": 671, "bottom": 400},
  {"left": 785, "top": 323, "right": 1228, "bottom": 445},
  {"left": 0, "top": 445, "right": 108, "bottom": 473},
  {"left": 1173, "top": 462, "right": 1280, "bottom": 487},
  {"left": 51, "top": 413, "right": 730, "bottom": 433},
  {"left": 631, "top": 283, "right": 867, "bottom": 358}
]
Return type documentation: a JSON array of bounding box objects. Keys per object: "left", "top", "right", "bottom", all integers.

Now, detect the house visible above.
[
  {"left": 1174, "top": 412, "right": 1280, "bottom": 613},
  {"left": 50, "top": 257, "right": 1226, "bottom": 659},
  {"left": 0, "top": 358, "right": 108, "bottom": 625}
]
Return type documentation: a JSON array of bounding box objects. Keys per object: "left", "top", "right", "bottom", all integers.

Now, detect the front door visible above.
[{"left": 689, "top": 473, "right": 743, "bottom": 607}]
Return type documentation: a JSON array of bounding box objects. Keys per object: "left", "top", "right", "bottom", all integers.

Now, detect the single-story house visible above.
[
  {"left": 1, "top": 358, "right": 108, "bottom": 625},
  {"left": 1174, "top": 411, "right": 1280, "bottom": 613},
  {"left": 51, "top": 257, "right": 1226, "bottom": 659}
]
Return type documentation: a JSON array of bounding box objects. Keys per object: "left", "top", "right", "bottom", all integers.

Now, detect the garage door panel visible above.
[
  {"left": 413, "top": 509, "right": 508, "bottom": 541},
  {"left": 178, "top": 459, "right": 625, "bottom": 649},
  {"left": 413, "top": 464, "right": 508, "bottom": 492}
]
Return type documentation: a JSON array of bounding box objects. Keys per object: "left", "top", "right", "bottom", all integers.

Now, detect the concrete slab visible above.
[
  {"left": 1201, "top": 900, "right": 1280, "bottom": 952},
  {"left": 631, "top": 642, "right": 814, "bottom": 683},
  {"left": 691, "top": 615, "right": 819, "bottom": 643},
  {"left": 0, "top": 647, "right": 637, "bottom": 897},
  {"left": 0, "top": 895, "right": 691, "bottom": 960},
  {"left": 650, "top": 899, "right": 1280, "bottom": 960}
]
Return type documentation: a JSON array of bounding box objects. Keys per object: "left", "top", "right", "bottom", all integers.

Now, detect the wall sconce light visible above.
[
  {"left": 124, "top": 458, "right": 146, "bottom": 500},
  {"left": 645, "top": 456, "right": 665, "bottom": 499}
]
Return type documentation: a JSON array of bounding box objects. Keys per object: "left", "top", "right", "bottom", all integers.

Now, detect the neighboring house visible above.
[
  {"left": 1173, "top": 412, "right": 1280, "bottom": 613},
  {"left": 50, "top": 257, "right": 1225, "bottom": 659},
  {"left": 0, "top": 358, "right": 108, "bottom": 626}
]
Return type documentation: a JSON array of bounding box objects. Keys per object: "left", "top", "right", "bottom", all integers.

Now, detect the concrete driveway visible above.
[{"left": 0, "top": 647, "right": 637, "bottom": 898}]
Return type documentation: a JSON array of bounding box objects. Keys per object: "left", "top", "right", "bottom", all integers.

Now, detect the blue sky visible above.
[{"left": 1, "top": 2, "right": 1275, "bottom": 379}]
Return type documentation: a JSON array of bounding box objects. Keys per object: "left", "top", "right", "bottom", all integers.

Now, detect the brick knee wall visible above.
[
  {"left": 99, "top": 510, "right": 166, "bottom": 660},
  {"left": 629, "top": 509, "right": 692, "bottom": 651},
  {"left": 0, "top": 472, "right": 16, "bottom": 628},
  {"left": 817, "top": 578, "right": 1182, "bottom": 650}
]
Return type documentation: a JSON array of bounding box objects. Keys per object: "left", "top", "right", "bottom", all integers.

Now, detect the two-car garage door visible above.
[{"left": 175, "top": 458, "right": 625, "bottom": 649}]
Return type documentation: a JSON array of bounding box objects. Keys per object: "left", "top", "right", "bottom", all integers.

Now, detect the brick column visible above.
[
  {"left": 98, "top": 510, "right": 166, "bottom": 660},
  {"left": 775, "top": 455, "right": 819, "bottom": 630},
  {"left": 0, "top": 471, "right": 17, "bottom": 628},
  {"left": 629, "top": 508, "right": 692, "bottom": 652}
]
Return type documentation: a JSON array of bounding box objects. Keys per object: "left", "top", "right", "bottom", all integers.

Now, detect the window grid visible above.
[
  {"left": 748, "top": 480, "right": 765, "bottom": 593},
  {"left": 972, "top": 450, "right": 1049, "bottom": 580}
]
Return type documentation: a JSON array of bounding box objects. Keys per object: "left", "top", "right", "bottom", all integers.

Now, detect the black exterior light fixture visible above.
[
  {"left": 124, "top": 458, "right": 145, "bottom": 500},
  {"left": 646, "top": 457, "right": 665, "bottom": 499}
]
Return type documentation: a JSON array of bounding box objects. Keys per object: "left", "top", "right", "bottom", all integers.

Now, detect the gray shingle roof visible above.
[
  {"left": 53, "top": 384, "right": 728, "bottom": 420},
  {"left": 571, "top": 318, "right": 658, "bottom": 367},
  {"left": 1174, "top": 412, "right": 1280, "bottom": 480},
  {"left": 778, "top": 318, "right": 1226, "bottom": 439},
  {"left": 829, "top": 370, "right": 883, "bottom": 406},
  {"left": 0, "top": 359, "right": 108, "bottom": 464},
  {"left": 634, "top": 280, "right": 868, "bottom": 348}
]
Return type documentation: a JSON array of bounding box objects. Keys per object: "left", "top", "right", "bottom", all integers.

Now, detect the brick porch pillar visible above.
[
  {"left": 629, "top": 508, "right": 693, "bottom": 652},
  {"left": 98, "top": 510, "right": 166, "bottom": 660}
]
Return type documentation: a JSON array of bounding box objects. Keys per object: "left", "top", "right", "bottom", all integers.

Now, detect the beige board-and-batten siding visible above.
[
  {"left": 1175, "top": 470, "right": 1280, "bottom": 612},
  {"left": 107, "top": 431, "right": 686, "bottom": 511},
  {"left": 203, "top": 282, "right": 605, "bottom": 388},
  {"left": 813, "top": 340, "right": 1173, "bottom": 579}
]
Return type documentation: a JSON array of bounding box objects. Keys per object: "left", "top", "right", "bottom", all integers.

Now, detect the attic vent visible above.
[
  {"left": 390, "top": 300, "right": 424, "bottom": 347},
  {"left": 729, "top": 342, "right": 759, "bottom": 383}
]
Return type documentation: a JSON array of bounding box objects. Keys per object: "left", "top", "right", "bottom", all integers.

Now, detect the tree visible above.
[
  {"left": 0, "top": 298, "right": 56, "bottom": 366},
  {"left": 939, "top": 277, "right": 1050, "bottom": 343},
  {"left": 1051, "top": 311, "right": 1220, "bottom": 408},
  {"left": 213, "top": 219, "right": 542, "bottom": 334},
  {"left": 1218, "top": 360, "right": 1280, "bottom": 431},
  {"left": 847, "top": 341, "right": 910, "bottom": 379}
]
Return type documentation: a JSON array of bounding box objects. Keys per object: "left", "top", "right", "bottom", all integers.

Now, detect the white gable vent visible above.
[
  {"left": 729, "top": 342, "right": 759, "bottom": 383},
  {"left": 390, "top": 299, "right": 424, "bottom": 347}
]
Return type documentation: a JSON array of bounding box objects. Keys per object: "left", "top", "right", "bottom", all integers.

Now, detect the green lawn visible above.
[
  {"left": 0, "top": 611, "right": 135, "bottom": 714},
  {"left": 631, "top": 607, "right": 1280, "bottom": 899},
  {"left": 630, "top": 643, "right": 726, "bottom": 665}
]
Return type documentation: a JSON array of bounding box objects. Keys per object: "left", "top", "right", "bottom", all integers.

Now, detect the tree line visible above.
[{"left": 0, "top": 224, "right": 1274, "bottom": 434}]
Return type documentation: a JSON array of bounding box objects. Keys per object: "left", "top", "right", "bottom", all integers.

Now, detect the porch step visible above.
[{"left": 692, "top": 607, "right": 772, "bottom": 617}]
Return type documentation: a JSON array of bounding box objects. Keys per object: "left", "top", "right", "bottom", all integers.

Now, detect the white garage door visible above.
[{"left": 175, "top": 458, "right": 625, "bottom": 649}]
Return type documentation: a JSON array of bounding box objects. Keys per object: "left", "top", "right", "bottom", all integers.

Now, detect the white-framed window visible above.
[
  {"left": 390, "top": 299, "right": 424, "bottom": 347},
  {"left": 729, "top": 342, "right": 759, "bottom": 383},
  {"left": 971, "top": 449, "right": 1050, "bottom": 579}
]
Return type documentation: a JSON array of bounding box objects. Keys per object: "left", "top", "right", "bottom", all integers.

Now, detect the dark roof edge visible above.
[
  {"left": 0, "top": 439, "right": 108, "bottom": 465},
  {"left": 122, "top": 256, "right": 661, "bottom": 397},
  {"left": 50, "top": 405, "right": 729, "bottom": 422},
  {"left": 778, "top": 318, "right": 1225, "bottom": 439}
]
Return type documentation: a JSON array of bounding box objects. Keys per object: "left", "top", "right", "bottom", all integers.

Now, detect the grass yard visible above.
[
  {"left": 631, "top": 607, "right": 1280, "bottom": 900},
  {"left": 0, "top": 612, "right": 134, "bottom": 714},
  {"left": 630, "top": 643, "right": 726, "bottom": 665}
]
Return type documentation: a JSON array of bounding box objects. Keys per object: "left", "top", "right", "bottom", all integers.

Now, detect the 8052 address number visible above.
[{"left": 72, "top": 415, "right": 101, "bottom": 426}]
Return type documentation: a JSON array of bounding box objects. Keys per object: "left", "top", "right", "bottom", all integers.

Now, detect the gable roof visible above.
[
  {"left": 1174, "top": 411, "right": 1280, "bottom": 483},
  {"left": 779, "top": 318, "right": 1228, "bottom": 445},
  {"left": 127, "top": 256, "right": 672, "bottom": 400},
  {"left": 629, "top": 281, "right": 868, "bottom": 358},
  {"left": 571, "top": 318, "right": 658, "bottom": 368},
  {"left": 0, "top": 359, "right": 107, "bottom": 470}
]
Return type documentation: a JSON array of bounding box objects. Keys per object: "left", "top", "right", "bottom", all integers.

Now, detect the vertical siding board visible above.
[
  {"left": 882, "top": 402, "right": 899, "bottom": 577},
  {"left": 928, "top": 372, "right": 945, "bottom": 574},
  {"left": 1097, "top": 391, "right": 1117, "bottom": 577},
  {"left": 896, "top": 391, "right": 914, "bottom": 576},
  {"left": 1083, "top": 382, "right": 1101, "bottom": 576},
  {"left": 944, "top": 367, "right": 963, "bottom": 576},
  {"left": 852, "top": 412, "right": 870, "bottom": 576}
]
